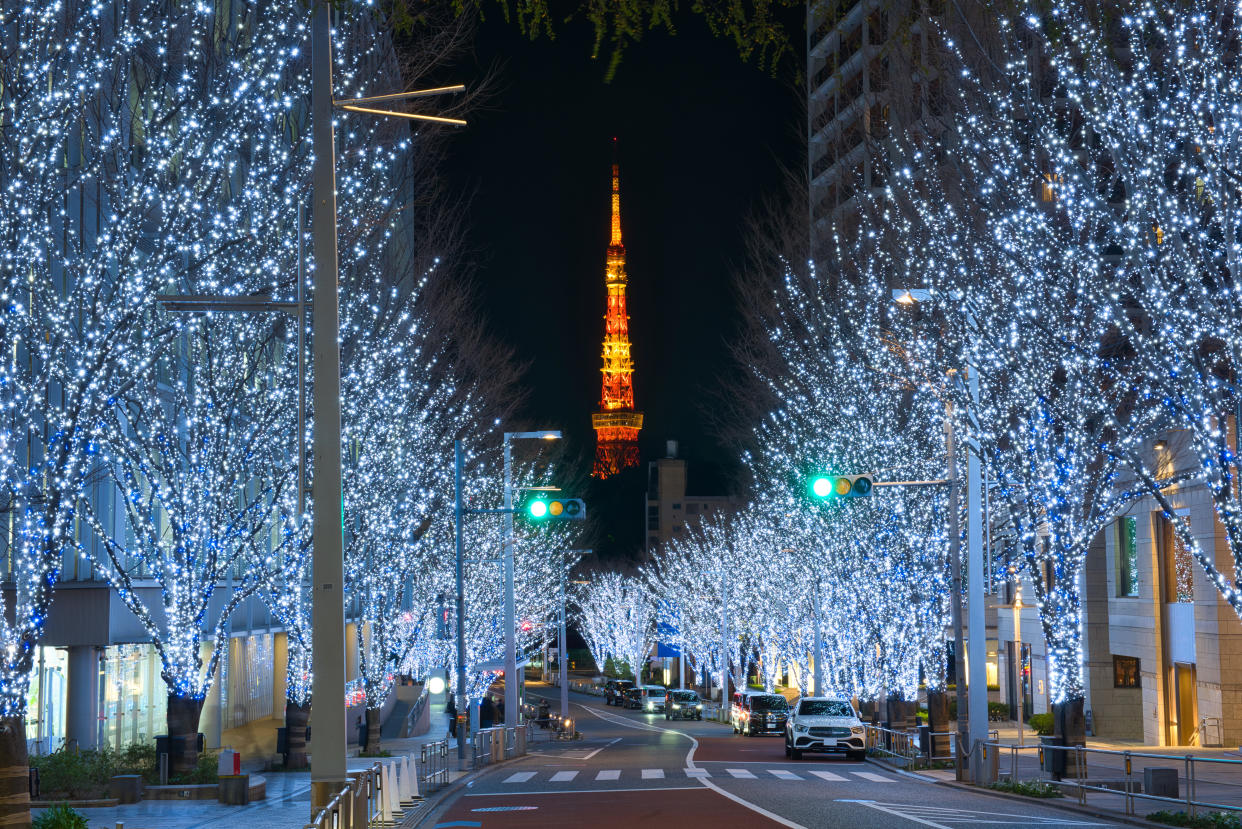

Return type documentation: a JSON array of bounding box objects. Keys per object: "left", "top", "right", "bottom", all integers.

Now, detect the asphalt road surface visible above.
[{"left": 425, "top": 684, "right": 1118, "bottom": 829}]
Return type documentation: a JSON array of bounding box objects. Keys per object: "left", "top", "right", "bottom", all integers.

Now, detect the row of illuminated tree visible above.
[{"left": 0, "top": 0, "right": 579, "bottom": 812}]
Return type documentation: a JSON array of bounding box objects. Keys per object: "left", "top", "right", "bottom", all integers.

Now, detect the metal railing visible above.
[
  {"left": 865, "top": 724, "right": 920, "bottom": 766},
  {"left": 988, "top": 740, "right": 1242, "bottom": 818},
  {"left": 404, "top": 686, "right": 429, "bottom": 737},
  {"left": 419, "top": 737, "right": 450, "bottom": 794},
  {"left": 304, "top": 761, "right": 382, "bottom": 829},
  {"left": 470, "top": 725, "right": 526, "bottom": 770}
]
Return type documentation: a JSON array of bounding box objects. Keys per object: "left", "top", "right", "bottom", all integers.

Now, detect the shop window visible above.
[
  {"left": 1113, "top": 655, "right": 1141, "bottom": 688},
  {"left": 1115, "top": 515, "right": 1139, "bottom": 597}
]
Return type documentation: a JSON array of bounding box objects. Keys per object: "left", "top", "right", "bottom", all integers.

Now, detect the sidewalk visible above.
[{"left": 41, "top": 694, "right": 459, "bottom": 829}]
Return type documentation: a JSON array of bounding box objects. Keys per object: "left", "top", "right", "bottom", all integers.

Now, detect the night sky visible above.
[{"left": 444, "top": 16, "right": 803, "bottom": 560}]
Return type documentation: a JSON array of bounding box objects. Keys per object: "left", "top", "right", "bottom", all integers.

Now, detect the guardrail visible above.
[
  {"left": 304, "top": 761, "right": 382, "bottom": 829},
  {"left": 404, "top": 686, "right": 429, "bottom": 737},
  {"left": 419, "top": 737, "right": 450, "bottom": 794},
  {"left": 987, "top": 740, "right": 1242, "bottom": 818},
  {"left": 865, "top": 724, "right": 920, "bottom": 766},
  {"left": 470, "top": 725, "right": 527, "bottom": 770}
]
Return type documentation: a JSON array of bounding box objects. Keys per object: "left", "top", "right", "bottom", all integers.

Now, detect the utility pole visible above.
[
  {"left": 309, "top": 0, "right": 347, "bottom": 811},
  {"left": 454, "top": 440, "right": 468, "bottom": 769}
]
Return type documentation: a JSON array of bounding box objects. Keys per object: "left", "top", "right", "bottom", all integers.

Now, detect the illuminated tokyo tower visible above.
[{"left": 591, "top": 149, "right": 643, "bottom": 478}]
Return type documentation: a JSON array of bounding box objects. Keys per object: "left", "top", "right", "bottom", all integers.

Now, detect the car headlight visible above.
[
  {"left": 672, "top": 704, "right": 680, "bottom": 709},
  {"left": 851, "top": 726, "right": 864, "bottom": 734},
  {"left": 794, "top": 724, "right": 809, "bottom": 733},
  {"left": 696, "top": 704, "right": 703, "bottom": 709}
]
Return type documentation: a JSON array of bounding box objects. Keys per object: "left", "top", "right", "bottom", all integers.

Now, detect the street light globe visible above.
[{"left": 427, "top": 676, "right": 446, "bottom": 695}]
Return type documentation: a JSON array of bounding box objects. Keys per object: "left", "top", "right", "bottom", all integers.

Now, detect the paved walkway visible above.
[{"left": 38, "top": 692, "right": 459, "bottom": 829}]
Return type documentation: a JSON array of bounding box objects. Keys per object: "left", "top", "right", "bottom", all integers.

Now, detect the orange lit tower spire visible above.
[{"left": 591, "top": 149, "right": 643, "bottom": 478}]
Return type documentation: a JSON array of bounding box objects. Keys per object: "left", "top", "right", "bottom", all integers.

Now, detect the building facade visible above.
[{"left": 644, "top": 441, "right": 739, "bottom": 559}]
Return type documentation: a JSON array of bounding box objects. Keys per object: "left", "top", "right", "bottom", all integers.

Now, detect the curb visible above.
[
  {"left": 407, "top": 752, "right": 532, "bottom": 828},
  {"left": 933, "top": 777, "right": 1171, "bottom": 828}
]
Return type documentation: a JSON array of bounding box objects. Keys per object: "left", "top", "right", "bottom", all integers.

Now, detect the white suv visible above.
[{"left": 784, "top": 697, "right": 867, "bottom": 760}]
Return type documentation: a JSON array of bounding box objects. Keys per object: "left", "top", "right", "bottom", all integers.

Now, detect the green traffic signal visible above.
[
  {"left": 808, "top": 473, "right": 873, "bottom": 499},
  {"left": 522, "top": 496, "right": 586, "bottom": 521}
]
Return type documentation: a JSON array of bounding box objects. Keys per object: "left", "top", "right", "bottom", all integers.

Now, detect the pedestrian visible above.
[
  {"left": 496, "top": 697, "right": 505, "bottom": 724},
  {"left": 446, "top": 695, "right": 457, "bottom": 738}
]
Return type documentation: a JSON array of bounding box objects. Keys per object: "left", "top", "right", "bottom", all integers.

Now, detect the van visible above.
[
  {"left": 626, "top": 685, "right": 668, "bottom": 713},
  {"left": 731, "top": 689, "right": 789, "bottom": 736}
]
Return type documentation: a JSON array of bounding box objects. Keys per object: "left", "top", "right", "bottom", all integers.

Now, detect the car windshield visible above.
[
  {"left": 671, "top": 691, "right": 698, "bottom": 702},
  {"left": 750, "top": 695, "right": 788, "bottom": 711},
  {"left": 799, "top": 700, "right": 854, "bottom": 717}
]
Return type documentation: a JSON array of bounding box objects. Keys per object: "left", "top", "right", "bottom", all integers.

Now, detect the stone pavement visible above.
[{"left": 37, "top": 694, "right": 459, "bottom": 829}]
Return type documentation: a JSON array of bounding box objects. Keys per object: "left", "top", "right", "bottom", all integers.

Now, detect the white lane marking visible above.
[
  {"left": 856, "top": 801, "right": 1113, "bottom": 827},
  {"left": 502, "top": 771, "right": 536, "bottom": 784},
  {"left": 726, "top": 768, "right": 757, "bottom": 779},
  {"left": 852, "top": 771, "right": 894, "bottom": 782},
  {"left": 642, "top": 769, "right": 665, "bottom": 779},
  {"left": 685, "top": 769, "right": 711, "bottom": 778},
  {"left": 595, "top": 769, "right": 620, "bottom": 781},
  {"left": 809, "top": 770, "right": 848, "bottom": 782},
  {"left": 576, "top": 698, "right": 808, "bottom": 829},
  {"left": 548, "top": 771, "right": 578, "bottom": 782},
  {"left": 769, "top": 769, "right": 802, "bottom": 780},
  {"left": 580, "top": 737, "right": 622, "bottom": 760}
]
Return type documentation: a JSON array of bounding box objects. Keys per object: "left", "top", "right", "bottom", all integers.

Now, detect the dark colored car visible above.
[
  {"left": 731, "top": 690, "right": 789, "bottom": 737},
  {"left": 664, "top": 690, "right": 704, "bottom": 720},
  {"left": 622, "top": 688, "right": 643, "bottom": 709},
  {"left": 604, "top": 679, "right": 634, "bottom": 706}
]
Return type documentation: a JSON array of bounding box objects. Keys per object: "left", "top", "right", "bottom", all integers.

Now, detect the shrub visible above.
[
  {"left": 31, "top": 748, "right": 116, "bottom": 800},
  {"left": 32, "top": 804, "right": 89, "bottom": 829},
  {"left": 1028, "top": 713, "right": 1054, "bottom": 736},
  {"left": 1147, "top": 811, "right": 1242, "bottom": 829},
  {"left": 989, "top": 779, "right": 1063, "bottom": 798},
  {"left": 988, "top": 702, "right": 1010, "bottom": 721}
]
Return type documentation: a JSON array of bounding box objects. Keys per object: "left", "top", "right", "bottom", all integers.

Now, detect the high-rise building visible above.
[{"left": 592, "top": 149, "right": 643, "bottom": 478}]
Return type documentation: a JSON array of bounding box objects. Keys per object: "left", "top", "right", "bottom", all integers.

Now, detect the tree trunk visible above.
[
  {"left": 1053, "top": 696, "right": 1088, "bottom": 779},
  {"left": 284, "top": 699, "right": 310, "bottom": 769},
  {"left": 365, "top": 706, "right": 382, "bottom": 755},
  {"left": 0, "top": 716, "right": 30, "bottom": 828},
  {"left": 166, "top": 694, "right": 204, "bottom": 778}
]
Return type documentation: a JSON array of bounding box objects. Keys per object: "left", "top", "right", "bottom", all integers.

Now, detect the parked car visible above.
[
  {"left": 627, "top": 685, "right": 668, "bottom": 713},
  {"left": 731, "top": 690, "right": 789, "bottom": 736},
  {"left": 604, "top": 679, "right": 634, "bottom": 706},
  {"left": 784, "top": 697, "right": 867, "bottom": 760},
  {"left": 664, "top": 689, "right": 704, "bottom": 720}
]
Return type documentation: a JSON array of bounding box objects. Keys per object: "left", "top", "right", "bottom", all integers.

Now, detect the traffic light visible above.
[
  {"left": 809, "top": 474, "right": 873, "bottom": 499},
  {"left": 521, "top": 495, "right": 586, "bottom": 521}
]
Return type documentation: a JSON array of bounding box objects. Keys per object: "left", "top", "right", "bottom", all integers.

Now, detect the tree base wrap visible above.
[
  {"left": 0, "top": 715, "right": 30, "bottom": 828},
  {"left": 925, "top": 690, "right": 953, "bottom": 759},
  {"left": 1053, "top": 698, "right": 1088, "bottom": 778},
  {"left": 285, "top": 700, "right": 310, "bottom": 769},
  {"left": 166, "top": 694, "right": 205, "bottom": 778},
  {"left": 365, "top": 707, "right": 382, "bottom": 754}
]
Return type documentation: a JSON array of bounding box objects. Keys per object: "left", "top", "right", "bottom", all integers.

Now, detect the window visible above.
[
  {"left": 1160, "top": 514, "right": 1194, "bottom": 603},
  {"left": 1113, "top": 655, "right": 1140, "bottom": 688},
  {"left": 1115, "top": 516, "right": 1139, "bottom": 597},
  {"left": 672, "top": 503, "right": 682, "bottom": 510}
]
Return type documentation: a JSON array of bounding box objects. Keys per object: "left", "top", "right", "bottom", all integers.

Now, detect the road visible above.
[{"left": 424, "top": 684, "right": 1119, "bottom": 829}]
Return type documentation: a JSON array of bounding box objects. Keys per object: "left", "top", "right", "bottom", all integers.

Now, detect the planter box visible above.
[{"left": 30, "top": 799, "right": 119, "bottom": 809}]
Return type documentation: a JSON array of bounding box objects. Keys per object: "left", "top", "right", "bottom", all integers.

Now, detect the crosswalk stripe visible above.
[
  {"left": 642, "top": 769, "right": 664, "bottom": 779},
  {"left": 809, "top": 770, "right": 848, "bottom": 782},
  {"left": 685, "top": 769, "right": 711, "bottom": 778},
  {"left": 503, "top": 772, "right": 536, "bottom": 783},
  {"left": 595, "top": 770, "right": 621, "bottom": 781},
  {"left": 549, "top": 771, "right": 578, "bottom": 782},
  {"left": 852, "top": 771, "right": 893, "bottom": 783},
  {"left": 769, "top": 769, "right": 802, "bottom": 780},
  {"left": 726, "top": 768, "right": 757, "bottom": 779}
]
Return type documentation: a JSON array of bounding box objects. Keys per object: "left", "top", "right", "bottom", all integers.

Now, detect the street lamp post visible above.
[
  {"left": 558, "top": 551, "right": 591, "bottom": 720},
  {"left": 893, "top": 288, "right": 988, "bottom": 782},
  {"left": 1014, "top": 589, "right": 1024, "bottom": 747}
]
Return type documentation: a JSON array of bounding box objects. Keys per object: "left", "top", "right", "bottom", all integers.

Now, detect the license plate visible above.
[{"left": 820, "top": 738, "right": 836, "bottom": 746}]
